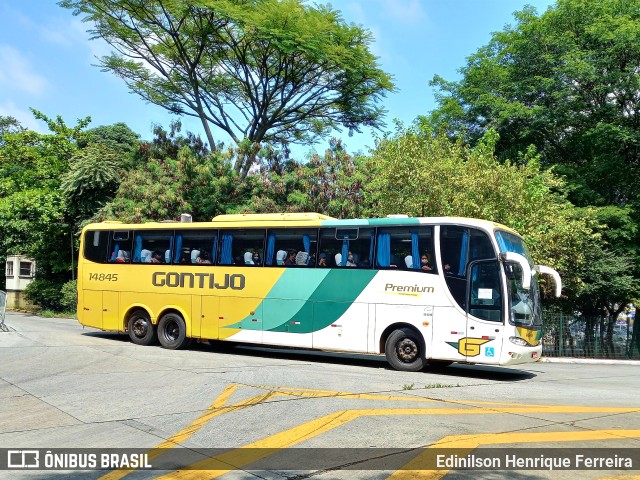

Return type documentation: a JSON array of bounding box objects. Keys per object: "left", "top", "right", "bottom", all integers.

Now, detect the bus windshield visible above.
[{"left": 495, "top": 230, "right": 542, "bottom": 328}]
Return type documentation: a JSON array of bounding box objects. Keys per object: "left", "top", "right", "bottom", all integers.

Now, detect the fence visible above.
[
  {"left": 0, "top": 290, "right": 6, "bottom": 328},
  {"left": 542, "top": 311, "right": 639, "bottom": 359}
]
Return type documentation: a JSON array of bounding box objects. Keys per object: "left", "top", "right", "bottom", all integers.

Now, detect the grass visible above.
[{"left": 9, "top": 306, "right": 76, "bottom": 319}]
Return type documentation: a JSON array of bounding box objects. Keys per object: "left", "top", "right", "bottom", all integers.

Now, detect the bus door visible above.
[
  {"left": 465, "top": 260, "right": 504, "bottom": 363},
  {"left": 80, "top": 290, "right": 120, "bottom": 331}
]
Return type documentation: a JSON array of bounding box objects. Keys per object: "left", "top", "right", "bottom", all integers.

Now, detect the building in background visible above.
[{"left": 5, "top": 255, "right": 35, "bottom": 309}]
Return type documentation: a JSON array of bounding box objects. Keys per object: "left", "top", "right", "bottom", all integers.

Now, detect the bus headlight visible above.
[{"left": 509, "top": 336, "right": 529, "bottom": 346}]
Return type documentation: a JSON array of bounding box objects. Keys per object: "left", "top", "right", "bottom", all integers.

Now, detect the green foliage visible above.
[
  {"left": 0, "top": 116, "right": 25, "bottom": 147},
  {"left": 60, "top": 0, "right": 394, "bottom": 176},
  {"left": 24, "top": 278, "right": 67, "bottom": 311},
  {"left": 368, "top": 126, "right": 598, "bottom": 301},
  {"left": 60, "top": 280, "right": 78, "bottom": 312},
  {"left": 238, "top": 139, "right": 373, "bottom": 218},
  {"left": 427, "top": 0, "right": 640, "bottom": 310},
  {"left": 100, "top": 122, "right": 245, "bottom": 222},
  {"left": 61, "top": 143, "right": 123, "bottom": 224}
]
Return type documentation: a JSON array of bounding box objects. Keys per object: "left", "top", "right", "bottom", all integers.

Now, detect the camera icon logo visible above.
[{"left": 7, "top": 450, "right": 40, "bottom": 468}]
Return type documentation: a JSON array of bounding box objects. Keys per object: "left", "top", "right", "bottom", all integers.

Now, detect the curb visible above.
[{"left": 542, "top": 357, "right": 640, "bottom": 365}]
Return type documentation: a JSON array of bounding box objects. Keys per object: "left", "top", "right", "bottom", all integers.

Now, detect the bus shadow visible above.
[
  {"left": 81, "top": 332, "right": 536, "bottom": 381},
  {"left": 82, "top": 331, "right": 130, "bottom": 343},
  {"left": 196, "top": 342, "right": 537, "bottom": 381}
]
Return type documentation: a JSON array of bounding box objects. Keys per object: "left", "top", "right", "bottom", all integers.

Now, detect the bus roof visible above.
[{"left": 82, "top": 213, "right": 519, "bottom": 236}]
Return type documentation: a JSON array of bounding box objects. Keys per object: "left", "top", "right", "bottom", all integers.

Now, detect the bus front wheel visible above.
[
  {"left": 157, "top": 313, "right": 189, "bottom": 350},
  {"left": 127, "top": 311, "right": 156, "bottom": 346},
  {"left": 385, "top": 328, "right": 426, "bottom": 372}
]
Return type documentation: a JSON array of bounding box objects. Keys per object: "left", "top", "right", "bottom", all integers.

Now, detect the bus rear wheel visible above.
[
  {"left": 385, "top": 327, "right": 426, "bottom": 372},
  {"left": 127, "top": 311, "right": 156, "bottom": 346},
  {"left": 157, "top": 313, "right": 189, "bottom": 350}
]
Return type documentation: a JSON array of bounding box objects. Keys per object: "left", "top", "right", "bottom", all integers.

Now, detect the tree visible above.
[
  {"left": 61, "top": 143, "right": 123, "bottom": 224},
  {"left": 429, "top": 0, "right": 640, "bottom": 210},
  {"left": 368, "top": 124, "right": 600, "bottom": 302},
  {"left": 0, "top": 116, "right": 25, "bottom": 147},
  {"left": 99, "top": 122, "right": 245, "bottom": 222},
  {"left": 60, "top": 0, "right": 394, "bottom": 177},
  {"left": 427, "top": 0, "right": 640, "bottom": 313}
]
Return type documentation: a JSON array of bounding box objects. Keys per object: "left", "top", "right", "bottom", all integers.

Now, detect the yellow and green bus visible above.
[{"left": 77, "top": 213, "right": 560, "bottom": 371}]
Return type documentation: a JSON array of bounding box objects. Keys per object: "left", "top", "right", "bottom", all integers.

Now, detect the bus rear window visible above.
[{"left": 84, "top": 230, "right": 110, "bottom": 263}]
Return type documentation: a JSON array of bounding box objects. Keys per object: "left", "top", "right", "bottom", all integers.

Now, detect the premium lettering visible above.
[
  {"left": 152, "top": 272, "right": 245, "bottom": 290},
  {"left": 384, "top": 283, "right": 434, "bottom": 293}
]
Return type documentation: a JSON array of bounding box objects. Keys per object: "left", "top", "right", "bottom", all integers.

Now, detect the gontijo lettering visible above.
[
  {"left": 152, "top": 272, "right": 245, "bottom": 290},
  {"left": 385, "top": 283, "right": 434, "bottom": 293}
]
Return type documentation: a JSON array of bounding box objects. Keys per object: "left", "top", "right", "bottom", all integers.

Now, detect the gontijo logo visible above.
[{"left": 152, "top": 272, "right": 245, "bottom": 290}]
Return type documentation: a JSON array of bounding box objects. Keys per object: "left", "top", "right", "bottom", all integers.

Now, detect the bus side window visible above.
[
  {"left": 132, "top": 231, "right": 173, "bottom": 264},
  {"left": 376, "top": 226, "right": 434, "bottom": 272},
  {"left": 222, "top": 229, "right": 265, "bottom": 267},
  {"left": 84, "top": 230, "right": 112, "bottom": 263},
  {"left": 265, "top": 229, "right": 318, "bottom": 267},
  {"left": 319, "top": 227, "right": 373, "bottom": 268},
  {"left": 175, "top": 230, "right": 218, "bottom": 265}
]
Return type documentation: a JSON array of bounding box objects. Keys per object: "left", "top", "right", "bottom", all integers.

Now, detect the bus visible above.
[{"left": 77, "top": 213, "right": 561, "bottom": 371}]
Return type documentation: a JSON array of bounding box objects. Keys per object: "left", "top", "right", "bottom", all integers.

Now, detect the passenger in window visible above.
[
  {"left": 276, "top": 250, "right": 287, "bottom": 265},
  {"left": 244, "top": 252, "right": 255, "bottom": 265},
  {"left": 421, "top": 253, "right": 433, "bottom": 271},
  {"left": 317, "top": 253, "right": 328, "bottom": 267},
  {"left": 444, "top": 263, "right": 454, "bottom": 275},
  {"left": 285, "top": 249, "right": 297, "bottom": 266},
  {"left": 197, "top": 251, "right": 212, "bottom": 264},
  {"left": 252, "top": 251, "right": 261, "bottom": 265},
  {"left": 295, "top": 251, "right": 309, "bottom": 265},
  {"left": 115, "top": 250, "right": 130, "bottom": 263},
  {"left": 150, "top": 251, "right": 164, "bottom": 264},
  {"left": 346, "top": 251, "right": 357, "bottom": 267}
]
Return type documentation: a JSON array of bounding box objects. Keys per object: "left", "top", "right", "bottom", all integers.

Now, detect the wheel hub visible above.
[
  {"left": 397, "top": 338, "right": 418, "bottom": 362},
  {"left": 132, "top": 319, "right": 147, "bottom": 338}
]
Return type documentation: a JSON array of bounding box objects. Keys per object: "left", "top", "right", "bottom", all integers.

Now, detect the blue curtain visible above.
[
  {"left": 458, "top": 230, "right": 469, "bottom": 276},
  {"left": 133, "top": 235, "right": 143, "bottom": 263},
  {"left": 376, "top": 232, "right": 390, "bottom": 267},
  {"left": 174, "top": 234, "right": 182, "bottom": 263},
  {"left": 109, "top": 243, "right": 120, "bottom": 262},
  {"left": 211, "top": 235, "right": 218, "bottom": 264},
  {"left": 266, "top": 233, "right": 276, "bottom": 265},
  {"left": 411, "top": 232, "right": 420, "bottom": 269},
  {"left": 341, "top": 236, "right": 349, "bottom": 266},
  {"left": 495, "top": 231, "right": 525, "bottom": 255},
  {"left": 166, "top": 235, "right": 174, "bottom": 263},
  {"left": 220, "top": 233, "right": 233, "bottom": 264},
  {"left": 303, "top": 234, "right": 311, "bottom": 265},
  {"left": 369, "top": 230, "right": 374, "bottom": 265},
  {"left": 495, "top": 232, "right": 507, "bottom": 253}
]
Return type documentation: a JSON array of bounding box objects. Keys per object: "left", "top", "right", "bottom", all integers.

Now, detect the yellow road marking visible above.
[
  {"left": 156, "top": 405, "right": 640, "bottom": 479},
  {"left": 98, "top": 385, "right": 272, "bottom": 480},
  {"left": 388, "top": 429, "right": 640, "bottom": 480},
  {"left": 244, "top": 384, "right": 568, "bottom": 408},
  {"left": 598, "top": 476, "right": 640, "bottom": 480}
]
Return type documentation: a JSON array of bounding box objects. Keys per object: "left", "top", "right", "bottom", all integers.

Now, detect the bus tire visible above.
[
  {"left": 127, "top": 311, "right": 156, "bottom": 346},
  {"left": 385, "top": 327, "right": 426, "bottom": 372},
  {"left": 157, "top": 313, "right": 189, "bottom": 350}
]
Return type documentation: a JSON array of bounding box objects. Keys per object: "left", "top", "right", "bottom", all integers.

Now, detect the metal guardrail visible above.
[{"left": 0, "top": 290, "right": 6, "bottom": 327}]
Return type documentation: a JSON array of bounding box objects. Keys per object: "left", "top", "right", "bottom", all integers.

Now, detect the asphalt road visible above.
[{"left": 1, "top": 311, "right": 639, "bottom": 480}]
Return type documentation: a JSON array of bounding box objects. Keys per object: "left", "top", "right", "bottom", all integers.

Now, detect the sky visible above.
[{"left": 0, "top": 0, "right": 556, "bottom": 157}]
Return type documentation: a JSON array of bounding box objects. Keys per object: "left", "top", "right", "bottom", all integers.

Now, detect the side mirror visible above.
[
  {"left": 500, "top": 252, "right": 531, "bottom": 289},
  {"left": 534, "top": 265, "right": 562, "bottom": 298}
]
